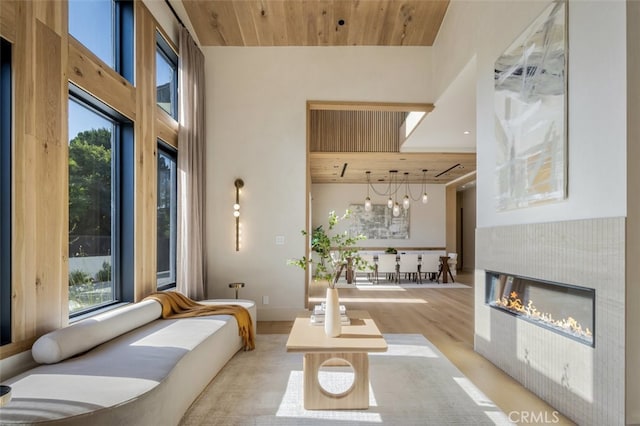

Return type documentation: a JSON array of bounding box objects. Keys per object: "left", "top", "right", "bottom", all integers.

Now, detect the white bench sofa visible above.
[{"left": 0, "top": 298, "right": 256, "bottom": 425}]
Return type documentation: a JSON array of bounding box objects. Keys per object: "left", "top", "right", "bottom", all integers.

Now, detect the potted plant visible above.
[{"left": 288, "top": 210, "right": 367, "bottom": 336}]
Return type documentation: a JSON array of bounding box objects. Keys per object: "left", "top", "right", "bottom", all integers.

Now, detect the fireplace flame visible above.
[{"left": 495, "top": 291, "right": 593, "bottom": 340}]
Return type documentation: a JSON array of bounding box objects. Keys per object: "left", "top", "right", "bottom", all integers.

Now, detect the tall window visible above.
[
  {"left": 68, "top": 0, "right": 133, "bottom": 83},
  {"left": 0, "top": 38, "right": 12, "bottom": 345},
  {"left": 68, "top": 87, "right": 133, "bottom": 316},
  {"left": 157, "top": 142, "right": 177, "bottom": 290},
  {"left": 156, "top": 32, "right": 178, "bottom": 119}
]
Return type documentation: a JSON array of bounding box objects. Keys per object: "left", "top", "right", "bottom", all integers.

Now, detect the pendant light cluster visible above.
[{"left": 364, "top": 170, "right": 429, "bottom": 217}]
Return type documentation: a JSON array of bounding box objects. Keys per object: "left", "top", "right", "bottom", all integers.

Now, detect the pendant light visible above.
[
  {"left": 387, "top": 170, "right": 396, "bottom": 209},
  {"left": 421, "top": 169, "right": 429, "bottom": 204},
  {"left": 402, "top": 172, "right": 411, "bottom": 210},
  {"left": 364, "top": 171, "right": 372, "bottom": 212},
  {"left": 362, "top": 169, "right": 427, "bottom": 211},
  {"left": 392, "top": 171, "right": 400, "bottom": 217}
]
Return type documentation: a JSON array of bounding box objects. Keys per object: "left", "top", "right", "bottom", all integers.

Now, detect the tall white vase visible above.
[{"left": 324, "top": 287, "right": 342, "bottom": 337}]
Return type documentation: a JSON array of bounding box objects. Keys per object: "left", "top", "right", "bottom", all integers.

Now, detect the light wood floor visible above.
[{"left": 258, "top": 272, "right": 576, "bottom": 425}]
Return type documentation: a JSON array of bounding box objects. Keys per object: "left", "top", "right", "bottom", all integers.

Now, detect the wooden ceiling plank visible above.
[
  {"left": 357, "top": 0, "right": 383, "bottom": 45},
  {"left": 284, "top": 0, "right": 306, "bottom": 46},
  {"left": 345, "top": 0, "right": 367, "bottom": 46},
  {"left": 182, "top": 1, "right": 219, "bottom": 46},
  {"left": 391, "top": 1, "right": 415, "bottom": 46},
  {"left": 301, "top": 0, "right": 320, "bottom": 46},
  {"left": 251, "top": 0, "right": 275, "bottom": 46},
  {"left": 264, "top": 0, "right": 289, "bottom": 46},
  {"left": 402, "top": 1, "right": 440, "bottom": 46},
  {"left": 214, "top": 0, "right": 246, "bottom": 46},
  {"left": 420, "top": 0, "right": 450, "bottom": 45},
  {"left": 377, "top": 0, "right": 399, "bottom": 46},
  {"left": 231, "top": 0, "right": 260, "bottom": 46},
  {"left": 186, "top": 0, "right": 450, "bottom": 47},
  {"left": 331, "top": 0, "right": 352, "bottom": 46},
  {"left": 316, "top": 0, "right": 334, "bottom": 46}
]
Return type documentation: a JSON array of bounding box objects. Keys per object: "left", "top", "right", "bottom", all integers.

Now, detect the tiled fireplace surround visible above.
[{"left": 475, "top": 217, "right": 625, "bottom": 425}]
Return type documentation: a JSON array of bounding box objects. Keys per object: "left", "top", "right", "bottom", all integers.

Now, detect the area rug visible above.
[
  {"left": 335, "top": 282, "right": 470, "bottom": 290},
  {"left": 180, "top": 334, "right": 511, "bottom": 425},
  {"left": 334, "top": 276, "right": 470, "bottom": 289}
]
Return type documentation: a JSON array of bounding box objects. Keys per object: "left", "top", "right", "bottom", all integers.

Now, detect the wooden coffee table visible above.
[{"left": 285, "top": 310, "right": 387, "bottom": 410}]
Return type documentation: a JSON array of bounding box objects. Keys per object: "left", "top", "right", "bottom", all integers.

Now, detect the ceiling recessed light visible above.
[{"left": 463, "top": 131, "right": 470, "bottom": 135}]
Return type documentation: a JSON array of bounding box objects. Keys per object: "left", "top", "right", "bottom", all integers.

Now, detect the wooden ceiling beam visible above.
[{"left": 308, "top": 100, "right": 435, "bottom": 113}]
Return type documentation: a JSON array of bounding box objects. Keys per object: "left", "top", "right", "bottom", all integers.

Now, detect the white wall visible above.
[
  {"left": 434, "top": 0, "right": 627, "bottom": 228},
  {"left": 460, "top": 186, "right": 476, "bottom": 270},
  {"left": 312, "top": 183, "right": 446, "bottom": 248},
  {"left": 141, "top": 0, "right": 180, "bottom": 45},
  {"left": 204, "top": 47, "right": 433, "bottom": 320},
  {"left": 433, "top": 1, "right": 629, "bottom": 423}
]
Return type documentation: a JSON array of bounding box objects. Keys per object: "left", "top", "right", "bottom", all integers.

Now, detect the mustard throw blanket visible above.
[{"left": 144, "top": 291, "right": 255, "bottom": 351}]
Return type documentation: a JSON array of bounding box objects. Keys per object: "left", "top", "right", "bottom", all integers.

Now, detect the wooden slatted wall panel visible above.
[{"left": 310, "top": 110, "right": 404, "bottom": 152}]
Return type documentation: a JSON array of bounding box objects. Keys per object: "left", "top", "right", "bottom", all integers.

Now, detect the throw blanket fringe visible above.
[{"left": 144, "top": 291, "right": 255, "bottom": 351}]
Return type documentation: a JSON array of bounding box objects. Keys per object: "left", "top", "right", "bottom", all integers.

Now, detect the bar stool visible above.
[{"left": 228, "top": 282, "right": 245, "bottom": 299}]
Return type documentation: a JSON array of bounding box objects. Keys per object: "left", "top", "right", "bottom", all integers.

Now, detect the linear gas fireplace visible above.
[{"left": 485, "top": 271, "right": 595, "bottom": 346}]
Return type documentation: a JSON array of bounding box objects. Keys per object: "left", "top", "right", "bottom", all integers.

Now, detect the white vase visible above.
[{"left": 324, "top": 287, "right": 342, "bottom": 337}]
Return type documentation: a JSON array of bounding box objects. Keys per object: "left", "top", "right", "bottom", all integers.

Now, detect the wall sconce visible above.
[{"left": 234, "top": 178, "right": 244, "bottom": 251}]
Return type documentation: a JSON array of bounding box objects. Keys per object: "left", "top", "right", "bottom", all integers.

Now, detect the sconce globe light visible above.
[{"left": 234, "top": 179, "right": 244, "bottom": 251}]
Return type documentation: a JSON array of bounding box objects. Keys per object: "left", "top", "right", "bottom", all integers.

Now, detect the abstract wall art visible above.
[
  {"left": 494, "top": 1, "right": 567, "bottom": 211},
  {"left": 348, "top": 204, "right": 409, "bottom": 240}
]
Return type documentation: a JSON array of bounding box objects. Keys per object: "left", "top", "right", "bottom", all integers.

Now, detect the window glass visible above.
[
  {"left": 68, "top": 98, "right": 115, "bottom": 314},
  {"left": 156, "top": 33, "right": 178, "bottom": 118},
  {"left": 157, "top": 144, "right": 177, "bottom": 289},
  {"left": 1, "top": 38, "right": 12, "bottom": 345},
  {"left": 69, "top": 0, "right": 115, "bottom": 68}
]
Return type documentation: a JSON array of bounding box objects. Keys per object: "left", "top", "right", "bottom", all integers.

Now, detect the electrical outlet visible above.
[{"left": 262, "top": 296, "right": 269, "bottom": 305}]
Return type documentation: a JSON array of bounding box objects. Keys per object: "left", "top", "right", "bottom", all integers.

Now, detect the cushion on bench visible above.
[{"left": 31, "top": 300, "right": 162, "bottom": 364}]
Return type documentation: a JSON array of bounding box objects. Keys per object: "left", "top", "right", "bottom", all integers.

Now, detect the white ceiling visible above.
[{"left": 401, "top": 56, "right": 477, "bottom": 154}]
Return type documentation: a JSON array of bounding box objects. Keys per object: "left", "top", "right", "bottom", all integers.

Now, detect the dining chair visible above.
[
  {"left": 376, "top": 254, "right": 398, "bottom": 283},
  {"left": 420, "top": 253, "right": 441, "bottom": 283},
  {"left": 398, "top": 254, "right": 420, "bottom": 283},
  {"left": 447, "top": 253, "right": 458, "bottom": 276},
  {"left": 356, "top": 254, "right": 377, "bottom": 283}
]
